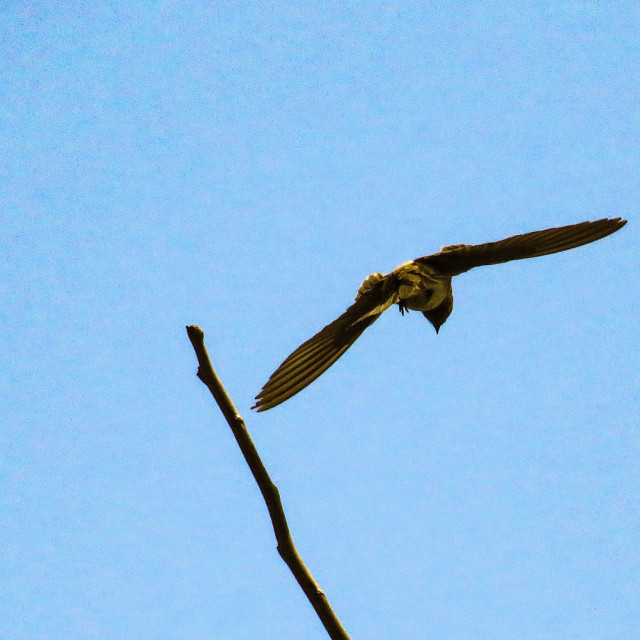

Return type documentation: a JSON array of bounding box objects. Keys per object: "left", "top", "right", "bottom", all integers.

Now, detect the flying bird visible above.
[{"left": 253, "top": 218, "right": 626, "bottom": 411}]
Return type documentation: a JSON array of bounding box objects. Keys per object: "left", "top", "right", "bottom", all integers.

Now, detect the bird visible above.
[{"left": 253, "top": 218, "right": 627, "bottom": 411}]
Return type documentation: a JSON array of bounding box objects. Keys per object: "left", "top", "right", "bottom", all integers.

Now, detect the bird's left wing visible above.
[
  {"left": 416, "top": 218, "right": 626, "bottom": 276},
  {"left": 253, "top": 273, "right": 398, "bottom": 411}
]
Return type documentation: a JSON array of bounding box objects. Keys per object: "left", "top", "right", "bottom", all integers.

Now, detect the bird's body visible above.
[
  {"left": 253, "top": 218, "right": 627, "bottom": 411},
  {"left": 394, "top": 262, "right": 452, "bottom": 312}
]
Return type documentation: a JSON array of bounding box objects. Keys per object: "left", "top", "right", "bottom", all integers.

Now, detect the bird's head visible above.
[{"left": 423, "top": 295, "right": 454, "bottom": 334}]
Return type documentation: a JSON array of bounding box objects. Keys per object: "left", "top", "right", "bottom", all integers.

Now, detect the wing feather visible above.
[
  {"left": 417, "top": 218, "right": 626, "bottom": 276},
  {"left": 253, "top": 276, "right": 398, "bottom": 411}
]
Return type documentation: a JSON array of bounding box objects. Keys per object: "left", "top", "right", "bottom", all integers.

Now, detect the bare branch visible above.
[{"left": 186, "top": 325, "right": 350, "bottom": 640}]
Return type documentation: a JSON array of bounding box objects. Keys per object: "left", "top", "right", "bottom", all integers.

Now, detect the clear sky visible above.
[{"left": 2, "top": 3, "right": 638, "bottom": 639}]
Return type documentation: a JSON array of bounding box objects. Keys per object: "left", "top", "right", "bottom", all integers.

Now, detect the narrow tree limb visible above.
[{"left": 186, "top": 325, "right": 350, "bottom": 640}]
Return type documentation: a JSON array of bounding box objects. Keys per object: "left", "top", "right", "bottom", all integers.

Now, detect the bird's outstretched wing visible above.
[
  {"left": 416, "top": 218, "right": 627, "bottom": 276},
  {"left": 253, "top": 274, "right": 399, "bottom": 411}
]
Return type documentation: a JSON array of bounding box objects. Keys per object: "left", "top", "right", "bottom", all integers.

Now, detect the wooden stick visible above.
[{"left": 186, "top": 325, "right": 350, "bottom": 640}]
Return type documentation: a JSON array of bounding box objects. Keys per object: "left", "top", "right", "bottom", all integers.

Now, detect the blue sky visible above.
[{"left": 2, "top": 2, "right": 638, "bottom": 639}]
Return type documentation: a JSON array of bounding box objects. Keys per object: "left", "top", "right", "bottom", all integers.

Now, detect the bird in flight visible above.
[{"left": 253, "top": 218, "right": 626, "bottom": 411}]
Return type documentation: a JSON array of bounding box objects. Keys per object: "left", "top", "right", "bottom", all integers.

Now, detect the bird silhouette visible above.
[{"left": 253, "top": 218, "right": 627, "bottom": 411}]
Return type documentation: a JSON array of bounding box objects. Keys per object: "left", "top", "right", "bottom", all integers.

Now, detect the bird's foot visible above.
[{"left": 398, "top": 301, "right": 408, "bottom": 316}]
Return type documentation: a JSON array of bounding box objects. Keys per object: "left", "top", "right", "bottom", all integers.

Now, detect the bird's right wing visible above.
[
  {"left": 253, "top": 274, "right": 399, "bottom": 411},
  {"left": 416, "top": 218, "right": 627, "bottom": 276}
]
